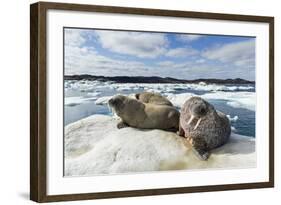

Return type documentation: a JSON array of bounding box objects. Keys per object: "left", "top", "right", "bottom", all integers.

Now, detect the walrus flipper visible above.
[
  {"left": 177, "top": 125, "right": 185, "bottom": 137},
  {"left": 190, "top": 136, "right": 210, "bottom": 161},
  {"left": 192, "top": 147, "right": 210, "bottom": 161},
  {"left": 117, "top": 121, "right": 129, "bottom": 129}
]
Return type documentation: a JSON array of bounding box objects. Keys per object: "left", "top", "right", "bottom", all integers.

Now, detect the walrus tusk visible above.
[
  {"left": 194, "top": 118, "right": 202, "bottom": 130},
  {"left": 107, "top": 102, "right": 117, "bottom": 117},
  {"left": 107, "top": 103, "right": 112, "bottom": 114},
  {"left": 187, "top": 115, "right": 194, "bottom": 125}
]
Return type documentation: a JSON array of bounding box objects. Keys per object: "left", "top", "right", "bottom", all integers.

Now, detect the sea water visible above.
[{"left": 64, "top": 80, "right": 255, "bottom": 137}]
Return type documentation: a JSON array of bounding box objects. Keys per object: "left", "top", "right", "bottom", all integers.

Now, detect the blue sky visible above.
[{"left": 64, "top": 28, "right": 255, "bottom": 80}]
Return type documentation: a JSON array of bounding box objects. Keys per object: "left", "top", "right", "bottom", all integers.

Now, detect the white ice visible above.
[
  {"left": 94, "top": 90, "right": 255, "bottom": 112},
  {"left": 166, "top": 91, "right": 255, "bottom": 111},
  {"left": 113, "top": 82, "right": 254, "bottom": 93},
  {"left": 94, "top": 96, "right": 113, "bottom": 105},
  {"left": 166, "top": 93, "right": 195, "bottom": 108},
  {"left": 64, "top": 115, "right": 256, "bottom": 176},
  {"left": 65, "top": 80, "right": 254, "bottom": 93},
  {"left": 66, "top": 80, "right": 255, "bottom": 110},
  {"left": 64, "top": 96, "right": 98, "bottom": 106},
  {"left": 203, "top": 92, "right": 256, "bottom": 111},
  {"left": 227, "top": 115, "right": 239, "bottom": 122}
]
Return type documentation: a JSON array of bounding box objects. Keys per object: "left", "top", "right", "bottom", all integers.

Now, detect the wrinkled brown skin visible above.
[
  {"left": 135, "top": 92, "right": 173, "bottom": 106},
  {"left": 109, "top": 95, "right": 179, "bottom": 131},
  {"left": 179, "top": 97, "right": 231, "bottom": 160}
]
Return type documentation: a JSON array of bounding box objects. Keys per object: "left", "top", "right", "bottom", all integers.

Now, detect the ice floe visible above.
[
  {"left": 112, "top": 82, "right": 254, "bottom": 93},
  {"left": 64, "top": 114, "right": 256, "bottom": 176},
  {"left": 95, "top": 96, "right": 113, "bottom": 105},
  {"left": 166, "top": 93, "right": 195, "bottom": 107},
  {"left": 65, "top": 80, "right": 255, "bottom": 110},
  {"left": 203, "top": 92, "right": 256, "bottom": 111},
  {"left": 65, "top": 96, "right": 98, "bottom": 106},
  {"left": 65, "top": 80, "right": 255, "bottom": 93},
  {"left": 166, "top": 91, "right": 255, "bottom": 111},
  {"left": 85, "top": 91, "right": 101, "bottom": 97},
  {"left": 93, "top": 90, "right": 255, "bottom": 112},
  {"left": 227, "top": 115, "right": 239, "bottom": 122}
]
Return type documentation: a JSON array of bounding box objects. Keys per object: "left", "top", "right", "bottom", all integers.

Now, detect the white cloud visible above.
[
  {"left": 156, "top": 61, "right": 176, "bottom": 67},
  {"left": 165, "top": 47, "right": 198, "bottom": 58},
  {"left": 177, "top": 34, "right": 203, "bottom": 42},
  {"left": 65, "top": 45, "right": 151, "bottom": 76},
  {"left": 64, "top": 29, "right": 156, "bottom": 76},
  {"left": 65, "top": 41, "right": 253, "bottom": 79},
  {"left": 202, "top": 39, "right": 255, "bottom": 68},
  {"left": 64, "top": 28, "right": 255, "bottom": 80},
  {"left": 64, "top": 29, "right": 86, "bottom": 47},
  {"left": 196, "top": 59, "right": 206, "bottom": 63},
  {"left": 95, "top": 30, "right": 168, "bottom": 58}
]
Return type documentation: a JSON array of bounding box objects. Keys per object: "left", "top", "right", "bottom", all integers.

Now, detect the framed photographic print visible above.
[{"left": 30, "top": 1, "right": 274, "bottom": 202}]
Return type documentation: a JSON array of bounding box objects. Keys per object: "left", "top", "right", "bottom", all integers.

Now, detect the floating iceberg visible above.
[
  {"left": 166, "top": 93, "right": 195, "bottom": 108},
  {"left": 65, "top": 96, "right": 98, "bottom": 106},
  {"left": 119, "top": 83, "right": 254, "bottom": 93},
  {"left": 65, "top": 80, "right": 254, "bottom": 94},
  {"left": 227, "top": 115, "right": 239, "bottom": 122},
  {"left": 85, "top": 91, "right": 101, "bottom": 97},
  {"left": 93, "top": 90, "right": 255, "bottom": 112},
  {"left": 94, "top": 96, "right": 112, "bottom": 105},
  {"left": 203, "top": 91, "right": 256, "bottom": 111},
  {"left": 64, "top": 115, "right": 256, "bottom": 176},
  {"left": 65, "top": 80, "right": 100, "bottom": 91},
  {"left": 166, "top": 91, "right": 255, "bottom": 111}
]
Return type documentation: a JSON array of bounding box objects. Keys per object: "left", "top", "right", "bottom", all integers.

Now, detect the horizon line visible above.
[{"left": 64, "top": 74, "right": 255, "bottom": 82}]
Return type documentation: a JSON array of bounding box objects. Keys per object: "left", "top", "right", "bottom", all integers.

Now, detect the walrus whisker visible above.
[
  {"left": 187, "top": 115, "right": 194, "bottom": 125},
  {"left": 194, "top": 118, "right": 202, "bottom": 130}
]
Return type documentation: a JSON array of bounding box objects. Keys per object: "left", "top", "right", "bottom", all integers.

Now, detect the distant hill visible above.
[{"left": 64, "top": 75, "right": 255, "bottom": 84}]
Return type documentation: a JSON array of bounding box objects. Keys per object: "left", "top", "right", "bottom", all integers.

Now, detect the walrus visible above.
[
  {"left": 108, "top": 95, "right": 179, "bottom": 131},
  {"left": 178, "top": 96, "right": 231, "bottom": 160},
  {"left": 135, "top": 92, "right": 173, "bottom": 106}
]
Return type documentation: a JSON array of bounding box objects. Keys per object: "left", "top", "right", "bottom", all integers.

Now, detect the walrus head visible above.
[
  {"left": 108, "top": 95, "right": 145, "bottom": 118},
  {"left": 185, "top": 97, "right": 210, "bottom": 130},
  {"left": 108, "top": 95, "right": 127, "bottom": 115}
]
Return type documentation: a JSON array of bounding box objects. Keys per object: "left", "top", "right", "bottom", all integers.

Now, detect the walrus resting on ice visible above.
[
  {"left": 178, "top": 96, "right": 231, "bottom": 160},
  {"left": 135, "top": 92, "right": 173, "bottom": 106},
  {"left": 108, "top": 95, "right": 179, "bottom": 131}
]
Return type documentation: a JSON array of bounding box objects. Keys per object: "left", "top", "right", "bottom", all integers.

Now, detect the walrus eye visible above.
[
  {"left": 108, "top": 98, "right": 115, "bottom": 106},
  {"left": 200, "top": 107, "right": 206, "bottom": 114},
  {"left": 115, "top": 99, "right": 121, "bottom": 106},
  {"left": 109, "top": 98, "right": 120, "bottom": 107}
]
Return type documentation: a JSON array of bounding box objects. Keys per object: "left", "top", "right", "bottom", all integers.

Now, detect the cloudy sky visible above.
[{"left": 64, "top": 28, "right": 255, "bottom": 80}]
